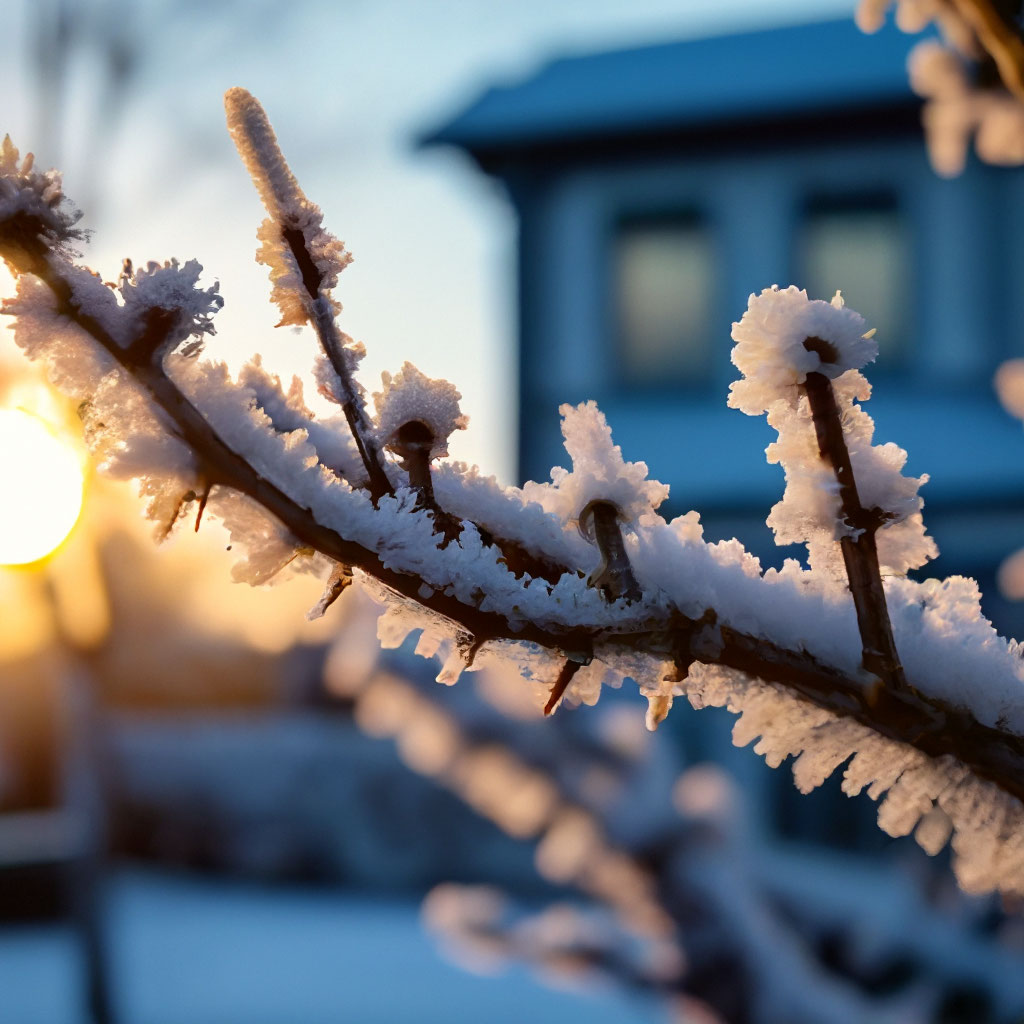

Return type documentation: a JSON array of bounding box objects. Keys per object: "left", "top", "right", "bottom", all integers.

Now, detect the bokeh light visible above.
[{"left": 0, "top": 408, "right": 83, "bottom": 566}]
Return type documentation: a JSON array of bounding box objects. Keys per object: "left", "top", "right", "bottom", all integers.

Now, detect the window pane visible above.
[
  {"left": 615, "top": 218, "right": 713, "bottom": 386},
  {"left": 800, "top": 200, "right": 910, "bottom": 369}
]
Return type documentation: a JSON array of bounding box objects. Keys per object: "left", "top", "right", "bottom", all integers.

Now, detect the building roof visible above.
[{"left": 424, "top": 18, "right": 921, "bottom": 154}]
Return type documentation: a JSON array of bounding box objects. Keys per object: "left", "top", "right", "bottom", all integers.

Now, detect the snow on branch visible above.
[
  {"left": 224, "top": 87, "right": 392, "bottom": 501},
  {"left": 730, "top": 286, "right": 936, "bottom": 692},
  {"left": 2, "top": 104, "right": 1024, "bottom": 900}
]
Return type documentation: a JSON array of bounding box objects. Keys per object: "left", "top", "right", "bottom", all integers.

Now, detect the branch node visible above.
[
  {"left": 387, "top": 419, "right": 462, "bottom": 544},
  {"left": 802, "top": 363, "right": 907, "bottom": 692},
  {"left": 580, "top": 500, "right": 643, "bottom": 604}
]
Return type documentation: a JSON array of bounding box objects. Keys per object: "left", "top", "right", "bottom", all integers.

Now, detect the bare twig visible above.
[
  {"left": 305, "top": 288, "right": 392, "bottom": 503},
  {"left": 801, "top": 341, "right": 907, "bottom": 695},
  {"left": 224, "top": 88, "right": 393, "bottom": 502},
  {"left": 544, "top": 656, "right": 588, "bottom": 716},
  {"left": 193, "top": 478, "right": 211, "bottom": 532},
  {"left": 307, "top": 562, "right": 354, "bottom": 621}
]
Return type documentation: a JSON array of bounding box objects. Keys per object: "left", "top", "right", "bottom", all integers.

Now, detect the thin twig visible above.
[
  {"left": 224, "top": 89, "right": 392, "bottom": 501},
  {"left": 194, "top": 478, "right": 211, "bottom": 532},
  {"left": 544, "top": 657, "right": 587, "bottom": 716},
  {"left": 301, "top": 276, "right": 392, "bottom": 503},
  {"left": 307, "top": 562, "right": 354, "bottom": 620},
  {"left": 801, "top": 349, "right": 907, "bottom": 694},
  {"left": 387, "top": 420, "right": 462, "bottom": 544}
]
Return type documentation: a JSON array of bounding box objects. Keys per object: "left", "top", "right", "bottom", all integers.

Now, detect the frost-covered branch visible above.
[
  {"left": 340, "top": 647, "right": 1018, "bottom": 1023},
  {"left": 3, "top": 97, "right": 1024, "bottom": 900},
  {"left": 224, "top": 87, "right": 392, "bottom": 501},
  {"left": 949, "top": 0, "right": 1024, "bottom": 103},
  {"left": 801, "top": 359, "right": 906, "bottom": 692},
  {"left": 858, "top": 0, "right": 1024, "bottom": 173}
]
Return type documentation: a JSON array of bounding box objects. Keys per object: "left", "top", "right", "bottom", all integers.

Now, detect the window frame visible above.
[{"left": 608, "top": 206, "right": 719, "bottom": 396}]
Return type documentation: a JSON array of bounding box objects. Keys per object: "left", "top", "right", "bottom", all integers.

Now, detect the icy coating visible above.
[
  {"left": 0, "top": 136, "right": 82, "bottom": 250},
  {"left": 224, "top": 88, "right": 351, "bottom": 326},
  {"left": 3, "top": 92, "right": 1024, "bottom": 900},
  {"left": 522, "top": 401, "right": 669, "bottom": 528},
  {"left": 730, "top": 288, "right": 935, "bottom": 579},
  {"left": 728, "top": 287, "right": 876, "bottom": 416},
  {"left": 373, "top": 361, "right": 468, "bottom": 460}
]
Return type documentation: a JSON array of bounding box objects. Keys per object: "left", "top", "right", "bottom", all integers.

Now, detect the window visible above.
[
  {"left": 614, "top": 214, "right": 714, "bottom": 388},
  {"left": 799, "top": 196, "right": 911, "bottom": 370}
]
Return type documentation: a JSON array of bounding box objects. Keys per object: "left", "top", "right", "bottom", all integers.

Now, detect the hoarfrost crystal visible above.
[
  {"left": 373, "top": 361, "right": 468, "bottom": 460},
  {"left": 728, "top": 286, "right": 876, "bottom": 415},
  {"left": 524, "top": 401, "right": 669, "bottom": 528}
]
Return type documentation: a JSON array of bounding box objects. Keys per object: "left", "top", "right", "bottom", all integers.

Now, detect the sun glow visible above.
[{"left": 0, "top": 409, "right": 84, "bottom": 566}]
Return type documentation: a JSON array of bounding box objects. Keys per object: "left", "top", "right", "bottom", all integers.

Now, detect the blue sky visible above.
[{"left": 3, "top": 0, "right": 855, "bottom": 479}]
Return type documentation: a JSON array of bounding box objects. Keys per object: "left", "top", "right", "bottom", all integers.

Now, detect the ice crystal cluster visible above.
[
  {"left": 519, "top": 401, "right": 670, "bottom": 542},
  {"left": 224, "top": 87, "right": 351, "bottom": 327},
  {"left": 0, "top": 135, "right": 82, "bottom": 251},
  {"left": 373, "top": 362, "right": 468, "bottom": 460},
  {"left": 2, "top": 90, "right": 1024, "bottom": 902}
]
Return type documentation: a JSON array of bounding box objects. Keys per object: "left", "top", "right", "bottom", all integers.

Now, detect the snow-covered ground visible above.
[{"left": 0, "top": 869, "right": 662, "bottom": 1024}]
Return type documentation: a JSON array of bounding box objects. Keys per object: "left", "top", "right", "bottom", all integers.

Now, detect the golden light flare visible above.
[{"left": 0, "top": 408, "right": 84, "bottom": 566}]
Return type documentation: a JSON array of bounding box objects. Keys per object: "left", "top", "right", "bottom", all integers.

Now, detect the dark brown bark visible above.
[
  {"left": 281, "top": 223, "right": 392, "bottom": 503},
  {"left": 802, "top": 362, "right": 907, "bottom": 693},
  {"left": 544, "top": 657, "right": 586, "bottom": 716},
  {"left": 584, "top": 501, "right": 643, "bottom": 604},
  {"left": 387, "top": 421, "right": 462, "bottom": 545}
]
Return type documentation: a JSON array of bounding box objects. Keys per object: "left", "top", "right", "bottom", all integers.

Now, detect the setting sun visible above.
[{"left": 0, "top": 408, "right": 84, "bottom": 565}]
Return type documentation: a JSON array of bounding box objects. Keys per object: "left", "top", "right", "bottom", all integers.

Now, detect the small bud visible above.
[{"left": 579, "top": 500, "right": 643, "bottom": 604}]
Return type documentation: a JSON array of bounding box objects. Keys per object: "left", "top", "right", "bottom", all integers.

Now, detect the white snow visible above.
[
  {"left": 728, "top": 287, "right": 876, "bottom": 416},
  {"left": 117, "top": 259, "right": 223, "bottom": 350},
  {"left": 0, "top": 136, "right": 81, "bottom": 248},
  {"left": 685, "top": 661, "right": 1024, "bottom": 897},
  {"left": 373, "top": 361, "right": 469, "bottom": 460},
  {"left": 522, "top": 401, "right": 669, "bottom": 529},
  {"left": 224, "top": 89, "right": 351, "bottom": 327},
  {"left": 730, "top": 289, "right": 935, "bottom": 580}
]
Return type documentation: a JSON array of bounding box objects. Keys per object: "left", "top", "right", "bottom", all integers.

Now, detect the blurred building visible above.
[{"left": 425, "top": 16, "right": 1024, "bottom": 845}]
